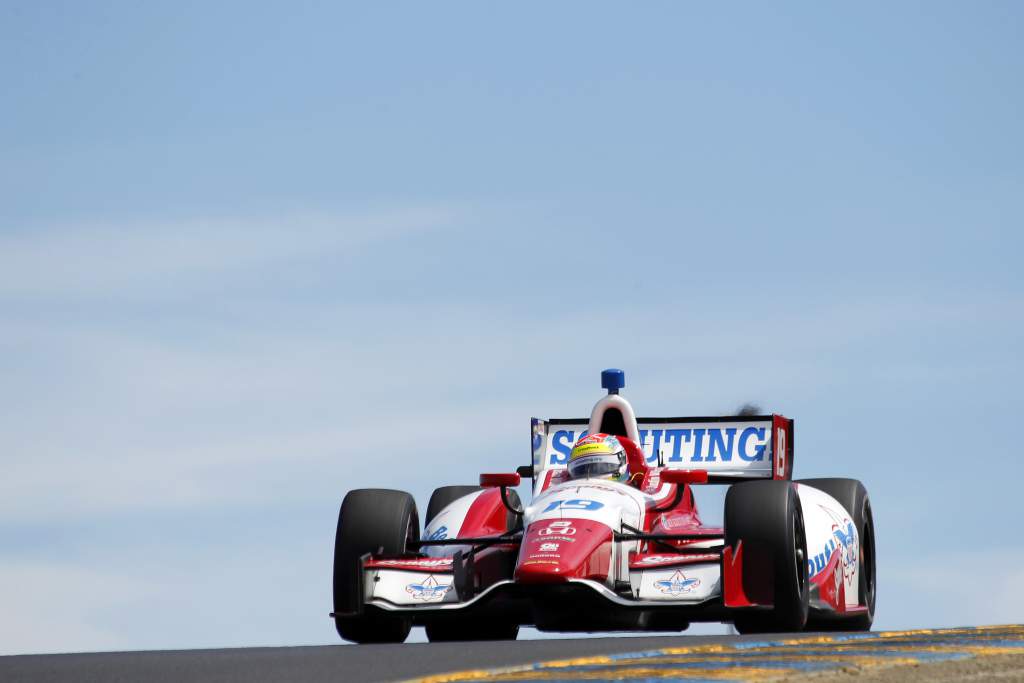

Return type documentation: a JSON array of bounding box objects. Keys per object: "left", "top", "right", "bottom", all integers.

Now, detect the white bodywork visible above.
[
  {"left": 797, "top": 484, "right": 861, "bottom": 610},
  {"left": 421, "top": 490, "right": 485, "bottom": 558},
  {"left": 365, "top": 568, "right": 461, "bottom": 606},
  {"left": 632, "top": 562, "right": 722, "bottom": 602}
]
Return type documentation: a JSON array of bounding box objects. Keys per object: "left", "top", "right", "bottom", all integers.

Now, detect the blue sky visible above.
[{"left": 1, "top": 2, "right": 1022, "bottom": 654}]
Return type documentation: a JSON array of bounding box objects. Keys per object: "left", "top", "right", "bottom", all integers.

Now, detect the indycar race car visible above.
[{"left": 330, "top": 369, "right": 876, "bottom": 643}]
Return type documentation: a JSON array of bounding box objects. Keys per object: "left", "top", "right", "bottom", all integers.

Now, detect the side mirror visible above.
[
  {"left": 480, "top": 473, "right": 521, "bottom": 488},
  {"left": 660, "top": 469, "right": 709, "bottom": 485},
  {"left": 651, "top": 469, "right": 708, "bottom": 512},
  {"left": 479, "top": 473, "right": 523, "bottom": 518}
]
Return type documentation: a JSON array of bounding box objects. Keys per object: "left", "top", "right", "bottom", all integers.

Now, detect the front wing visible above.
[{"left": 357, "top": 545, "right": 736, "bottom": 617}]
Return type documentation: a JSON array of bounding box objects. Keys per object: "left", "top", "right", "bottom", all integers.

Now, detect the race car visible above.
[{"left": 330, "top": 369, "right": 876, "bottom": 643}]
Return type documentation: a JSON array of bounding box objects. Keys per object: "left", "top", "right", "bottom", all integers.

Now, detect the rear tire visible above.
[
  {"left": 426, "top": 486, "right": 483, "bottom": 526},
  {"left": 797, "top": 478, "right": 875, "bottom": 631},
  {"left": 725, "top": 480, "right": 809, "bottom": 634},
  {"left": 426, "top": 485, "right": 524, "bottom": 534},
  {"left": 332, "top": 489, "right": 419, "bottom": 644}
]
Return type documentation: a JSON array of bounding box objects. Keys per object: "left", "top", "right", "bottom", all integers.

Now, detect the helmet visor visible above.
[{"left": 568, "top": 453, "right": 624, "bottom": 480}]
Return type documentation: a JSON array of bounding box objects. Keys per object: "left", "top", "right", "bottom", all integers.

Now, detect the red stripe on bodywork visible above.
[
  {"left": 457, "top": 488, "right": 508, "bottom": 538},
  {"left": 629, "top": 552, "right": 720, "bottom": 569},
  {"left": 619, "top": 436, "right": 650, "bottom": 486},
  {"left": 722, "top": 542, "right": 755, "bottom": 607}
]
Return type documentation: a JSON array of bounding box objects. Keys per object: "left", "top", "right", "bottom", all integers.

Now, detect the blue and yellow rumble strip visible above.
[{"left": 413, "top": 624, "right": 1024, "bottom": 682}]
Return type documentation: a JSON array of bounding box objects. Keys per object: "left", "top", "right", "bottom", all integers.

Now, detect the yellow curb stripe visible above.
[
  {"left": 408, "top": 624, "right": 1024, "bottom": 683},
  {"left": 535, "top": 655, "right": 615, "bottom": 668},
  {"left": 443, "top": 666, "right": 801, "bottom": 681}
]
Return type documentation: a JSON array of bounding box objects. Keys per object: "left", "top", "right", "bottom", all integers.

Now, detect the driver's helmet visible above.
[{"left": 568, "top": 433, "right": 628, "bottom": 482}]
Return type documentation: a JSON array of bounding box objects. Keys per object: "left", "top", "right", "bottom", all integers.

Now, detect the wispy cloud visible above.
[{"left": 0, "top": 206, "right": 458, "bottom": 298}]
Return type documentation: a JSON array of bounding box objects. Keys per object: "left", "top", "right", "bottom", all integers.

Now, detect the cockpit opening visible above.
[{"left": 598, "top": 407, "right": 628, "bottom": 438}]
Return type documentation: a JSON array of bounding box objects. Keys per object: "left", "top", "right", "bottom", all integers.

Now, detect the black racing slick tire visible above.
[
  {"left": 426, "top": 486, "right": 483, "bottom": 526},
  {"left": 797, "top": 478, "right": 876, "bottom": 631},
  {"left": 725, "top": 480, "right": 809, "bottom": 634},
  {"left": 332, "top": 489, "right": 419, "bottom": 644}
]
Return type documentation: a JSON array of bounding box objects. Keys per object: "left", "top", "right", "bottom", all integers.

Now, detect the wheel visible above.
[
  {"left": 425, "top": 621, "right": 520, "bottom": 642},
  {"left": 423, "top": 486, "right": 522, "bottom": 642},
  {"left": 332, "top": 488, "right": 419, "bottom": 643},
  {"left": 426, "top": 485, "right": 483, "bottom": 526},
  {"left": 725, "top": 480, "right": 809, "bottom": 634},
  {"left": 796, "top": 478, "right": 875, "bottom": 631}
]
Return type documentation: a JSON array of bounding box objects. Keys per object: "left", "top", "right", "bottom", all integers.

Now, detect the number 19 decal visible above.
[
  {"left": 542, "top": 499, "right": 605, "bottom": 513},
  {"left": 776, "top": 427, "right": 787, "bottom": 478}
]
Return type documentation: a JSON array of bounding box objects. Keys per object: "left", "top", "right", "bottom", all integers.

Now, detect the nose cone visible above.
[{"left": 515, "top": 518, "right": 613, "bottom": 584}]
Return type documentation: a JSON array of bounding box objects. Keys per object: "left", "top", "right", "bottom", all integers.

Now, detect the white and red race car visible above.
[{"left": 331, "top": 370, "right": 876, "bottom": 643}]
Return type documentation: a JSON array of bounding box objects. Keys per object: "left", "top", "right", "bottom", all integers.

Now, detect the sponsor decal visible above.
[
  {"left": 571, "top": 443, "right": 610, "bottom": 458},
  {"left": 808, "top": 505, "right": 858, "bottom": 581},
  {"left": 574, "top": 483, "right": 626, "bottom": 494},
  {"left": 542, "top": 499, "right": 604, "bottom": 513},
  {"left": 522, "top": 560, "right": 560, "bottom": 566},
  {"left": 655, "top": 570, "right": 701, "bottom": 595},
  {"left": 539, "top": 542, "right": 560, "bottom": 552},
  {"left": 427, "top": 526, "right": 448, "bottom": 541},
  {"left": 538, "top": 520, "right": 576, "bottom": 536},
  {"left": 532, "top": 418, "right": 544, "bottom": 458},
  {"left": 549, "top": 427, "right": 769, "bottom": 465},
  {"left": 527, "top": 553, "right": 561, "bottom": 559},
  {"left": 405, "top": 575, "right": 453, "bottom": 601},
  {"left": 376, "top": 558, "right": 453, "bottom": 568}
]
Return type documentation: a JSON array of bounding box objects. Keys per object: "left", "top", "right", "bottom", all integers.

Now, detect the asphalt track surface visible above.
[
  {"left": 0, "top": 633, "right": 789, "bottom": 683},
  {"left": 2, "top": 625, "right": 1022, "bottom": 682}
]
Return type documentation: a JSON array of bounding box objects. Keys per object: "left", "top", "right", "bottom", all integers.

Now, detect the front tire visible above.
[
  {"left": 332, "top": 488, "right": 419, "bottom": 643},
  {"left": 725, "top": 480, "right": 809, "bottom": 634},
  {"left": 797, "top": 478, "right": 875, "bottom": 631}
]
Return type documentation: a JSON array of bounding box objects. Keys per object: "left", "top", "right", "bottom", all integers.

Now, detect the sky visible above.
[{"left": 1, "top": 1, "right": 1022, "bottom": 655}]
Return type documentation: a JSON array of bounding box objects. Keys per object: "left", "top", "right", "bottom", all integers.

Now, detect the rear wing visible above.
[{"left": 530, "top": 415, "right": 794, "bottom": 492}]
